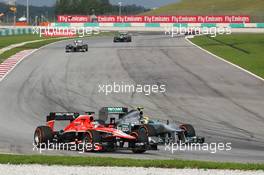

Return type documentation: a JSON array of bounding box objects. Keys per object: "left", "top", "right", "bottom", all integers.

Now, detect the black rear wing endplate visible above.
[{"left": 46, "top": 112, "right": 80, "bottom": 122}]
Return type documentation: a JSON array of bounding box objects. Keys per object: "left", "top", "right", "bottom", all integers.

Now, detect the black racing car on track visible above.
[
  {"left": 185, "top": 29, "right": 200, "bottom": 36},
  {"left": 98, "top": 107, "right": 205, "bottom": 145},
  {"left": 113, "top": 32, "right": 132, "bottom": 42},
  {"left": 65, "top": 40, "right": 88, "bottom": 52}
]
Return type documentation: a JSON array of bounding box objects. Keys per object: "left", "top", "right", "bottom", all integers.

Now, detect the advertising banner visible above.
[
  {"left": 57, "top": 15, "right": 250, "bottom": 23},
  {"left": 57, "top": 15, "right": 92, "bottom": 23}
]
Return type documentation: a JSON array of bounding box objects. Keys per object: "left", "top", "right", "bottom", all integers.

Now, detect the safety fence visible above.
[{"left": 0, "top": 23, "right": 264, "bottom": 36}]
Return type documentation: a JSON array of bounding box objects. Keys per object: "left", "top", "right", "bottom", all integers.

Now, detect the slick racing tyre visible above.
[
  {"left": 180, "top": 124, "right": 196, "bottom": 137},
  {"left": 144, "top": 124, "right": 157, "bottom": 136},
  {"left": 82, "top": 130, "right": 102, "bottom": 152},
  {"left": 105, "top": 138, "right": 116, "bottom": 152},
  {"left": 34, "top": 126, "right": 53, "bottom": 148},
  {"left": 131, "top": 127, "right": 148, "bottom": 154}
]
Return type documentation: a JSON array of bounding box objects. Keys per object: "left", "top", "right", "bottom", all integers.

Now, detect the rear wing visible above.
[
  {"left": 47, "top": 112, "right": 95, "bottom": 122},
  {"left": 99, "top": 107, "right": 128, "bottom": 122},
  {"left": 47, "top": 112, "right": 79, "bottom": 122}
]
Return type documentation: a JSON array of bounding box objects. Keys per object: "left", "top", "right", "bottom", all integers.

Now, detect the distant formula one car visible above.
[
  {"left": 65, "top": 40, "right": 88, "bottom": 52},
  {"left": 98, "top": 107, "right": 205, "bottom": 145},
  {"left": 34, "top": 112, "right": 156, "bottom": 153},
  {"left": 113, "top": 32, "right": 132, "bottom": 42},
  {"left": 185, "top": 29, "right": 200, "bottom": 36}
]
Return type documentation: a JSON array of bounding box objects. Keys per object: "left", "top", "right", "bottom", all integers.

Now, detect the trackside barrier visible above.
[
  {"left": 0, "top": 23, "right": 264, "bottom": 36},
  {"left": 0, "top": 28, "right": 32, "bottom": 36},
  {"left": 47, "top": 23, "right": 257, "bottom": 28},
  {"left": 257, "top": 23, "right": 264, "bottom": 28},
  {"left": 113, "top": 23, "right": 132, "bottom": 27}
]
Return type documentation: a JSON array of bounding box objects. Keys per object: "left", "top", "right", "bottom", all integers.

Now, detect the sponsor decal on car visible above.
[{"left": 107, "top": 107, "right": 124, "bottom": 113}]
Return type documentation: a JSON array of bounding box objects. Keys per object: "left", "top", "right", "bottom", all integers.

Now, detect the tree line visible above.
[
  {"left": 0, "top": 2, "right": 55, "bottom": 23},
  {"left": 55, "top": 0, "right": 149, "bottom": 15},
  {"left": 0, "top": 0, "right": 148, "bottom": 24}
]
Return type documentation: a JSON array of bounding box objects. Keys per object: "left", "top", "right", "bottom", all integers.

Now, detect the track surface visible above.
[{"left": 0, "top": 35, "right": 263, "bottom": 163}]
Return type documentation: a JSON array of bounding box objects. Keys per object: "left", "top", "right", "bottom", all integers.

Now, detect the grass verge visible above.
[
  {"left": 0, "top": 154, "right": 263, "bottom": 170},
  {"left": 0, "top": 38, "right": 65, "bottom": 63},
  {"left": 0, "top": 34, "right": 43, "bottom": 49},
  {"left": 189, "top": 34, "right": 264, "bottom": 79}
]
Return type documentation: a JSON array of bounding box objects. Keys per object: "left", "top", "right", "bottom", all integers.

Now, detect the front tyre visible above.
[
  {"left": 82, "top": 130, "right": 102, "bottom": 152},
  {"left": 180, "top": 124, "right": 196, "bottom": 137}
]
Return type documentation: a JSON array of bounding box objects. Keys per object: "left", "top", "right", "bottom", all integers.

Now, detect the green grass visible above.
[
  {"left": 0, "top": 32, "right": 114, "bottom": 64},
  {"left": 0, "top": 38, "right": 65, "bottom": 63},
  {"left": 0, "top": 154, "right": 263, "bottom": 170},
  {"left": 0, "top": 35, "right": 43, "bottom": 49},
  {"left": 142, "top": 0, "right": 264, "bottom": 22},
  {"left": 189, "top": 34, "right": 264, "bottom": 78}
]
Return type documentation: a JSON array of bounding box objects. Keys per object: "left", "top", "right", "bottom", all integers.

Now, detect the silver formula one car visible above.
[
  {"left": 65, "top": 40, "right": 88, "bottom": 52},
  {"left": 98, "top": 107, "right": 205, "bottom": 145},
  {"left": 113, "top": 32, "right": 132, "bottom": 42}
]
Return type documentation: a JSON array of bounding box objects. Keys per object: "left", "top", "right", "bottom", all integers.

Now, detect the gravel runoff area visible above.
[{"left": 0, "top": 165, "right": 263, "bottom": 175}]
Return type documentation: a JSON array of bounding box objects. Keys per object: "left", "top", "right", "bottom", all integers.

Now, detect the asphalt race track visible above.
[{"left": 0, "top": 34, "right": 263, "bottom": 163}]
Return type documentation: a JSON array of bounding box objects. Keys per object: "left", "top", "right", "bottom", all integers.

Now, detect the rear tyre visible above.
[
  {"left": 34, "top": 126, "right": 53, "bottom": 147},
  {"left": 132, "top": 127, "right": 148, "bottom": 154}
]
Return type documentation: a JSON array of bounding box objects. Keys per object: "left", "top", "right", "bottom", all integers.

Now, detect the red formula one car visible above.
[{"left": 34, "top": 112, "right": 154, "bottom": 153}]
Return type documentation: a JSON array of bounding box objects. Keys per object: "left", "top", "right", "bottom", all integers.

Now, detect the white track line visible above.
[
  {"left": 0, "top": 38, "right": 72, "bottom": 82},
  {"left": 0, "top": 49, "right": 37, "bottom": 82},
  {"left": 185, "top": 37, "right": 264, "bottom": 82}
]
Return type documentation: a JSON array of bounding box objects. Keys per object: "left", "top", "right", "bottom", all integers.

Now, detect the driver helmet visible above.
[{"left": 141, "top": 116, "right": 149, "bottom": 124}]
